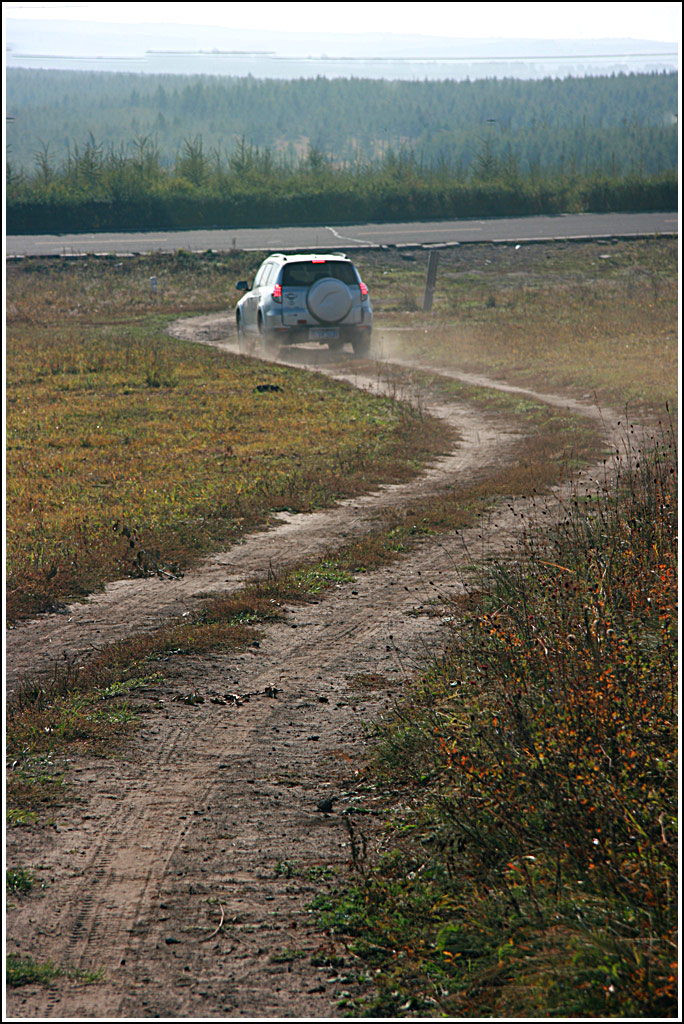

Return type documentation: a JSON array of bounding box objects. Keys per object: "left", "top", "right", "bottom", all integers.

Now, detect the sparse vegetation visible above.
[
  {"left": 270, "top": 948, "right": 308, "bottom": 964},
  {"left": 6, "top": 955, "right": 63, "bottom": 988},
  {"left": 6, "top": 752, "right": 71, "bottom": 820},
  {"left": 6, "top": 954, "right": 104, "bottom": 988},
  {"left": 6, "top": 867, "right": 41, "bottom": 896}
]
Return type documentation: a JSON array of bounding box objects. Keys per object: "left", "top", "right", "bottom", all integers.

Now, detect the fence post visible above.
[{"left": 423, "top": 250, "right": 440, "bottom": 311}]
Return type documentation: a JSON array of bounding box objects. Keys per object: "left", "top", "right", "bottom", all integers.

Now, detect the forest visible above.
[{"left": 6, "top": 69, "right": 678, "bottom": 232}]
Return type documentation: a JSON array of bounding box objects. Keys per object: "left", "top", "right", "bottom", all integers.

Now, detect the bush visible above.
[{"left": 323, "top": 421, "right": 678, "bottom": 1018}]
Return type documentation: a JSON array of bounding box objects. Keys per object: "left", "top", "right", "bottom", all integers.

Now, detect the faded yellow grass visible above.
[{"left": 357, "top": 237, "right": 677, "bottom": 413}]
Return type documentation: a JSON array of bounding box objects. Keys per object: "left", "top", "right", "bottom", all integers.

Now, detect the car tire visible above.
[
  {"left": 236, "top": 314, "right": 253, "bottom": 354},
  {"left": 352, "top": 332, "right": 372, "bottom": 357},
  {"left": 258, "top": 316, "right": 280, "bottom": 356}
]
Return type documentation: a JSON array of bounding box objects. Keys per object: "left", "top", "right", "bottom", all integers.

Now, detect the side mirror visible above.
[{"left": 236, "top": 280, "right": 249, "bottom": 291}]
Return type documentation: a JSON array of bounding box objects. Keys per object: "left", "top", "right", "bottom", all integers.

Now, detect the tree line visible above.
[
  {"left": 7, "top": 68, "right": 677, "bottom": 175},
  {"left": 6, "top": 69, "right": 678, "bottom": 232}
]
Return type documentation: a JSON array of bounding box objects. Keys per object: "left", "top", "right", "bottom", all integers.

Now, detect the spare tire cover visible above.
[{"left": 306, "top": 277, "right": 353, "bottom": 323}]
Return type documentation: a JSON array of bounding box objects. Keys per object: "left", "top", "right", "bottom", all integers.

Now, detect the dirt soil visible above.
[{"left": 5, "top": 317, "right": 622, "bottom": 1020}]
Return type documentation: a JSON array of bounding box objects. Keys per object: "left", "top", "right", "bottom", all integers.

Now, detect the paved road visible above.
[{"left": 6, "top": 211, "right": 677, "bottom": 256}]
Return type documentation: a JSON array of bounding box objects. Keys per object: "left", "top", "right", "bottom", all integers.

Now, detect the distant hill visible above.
[{"left": 5, "top": 18, "right": 678, "bottom": 79}]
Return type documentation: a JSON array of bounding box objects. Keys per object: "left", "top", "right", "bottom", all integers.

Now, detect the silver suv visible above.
[{"left": 235, "top": 253, "right": 372, "bottom": 356}]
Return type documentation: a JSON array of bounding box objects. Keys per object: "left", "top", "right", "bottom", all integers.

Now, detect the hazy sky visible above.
[{"left": 4, "top": 1, "right": 682, "bottom": 42}]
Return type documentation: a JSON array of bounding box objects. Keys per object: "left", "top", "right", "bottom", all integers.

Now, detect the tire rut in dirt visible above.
[
  {"left": 9, "top": 724, "right": 218, "bottom": 1017},
  {"left": 7, "top": 540, "right": 472, "bottom": 1017}
]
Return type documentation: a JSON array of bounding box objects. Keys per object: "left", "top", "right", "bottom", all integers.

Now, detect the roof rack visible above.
[
  {"left": 306, "top": 252, "right": 347, "bottom": 260},
  {"left": 271, "top": 251, "right": 349, "bottom": 260}
]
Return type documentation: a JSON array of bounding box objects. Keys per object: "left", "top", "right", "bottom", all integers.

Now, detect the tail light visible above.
[
  {"left": 359, "top": 281, "right": 369, "bottom": 298},
  {"left": 272, "top": 282, "right": 282, "bottom": 302}
]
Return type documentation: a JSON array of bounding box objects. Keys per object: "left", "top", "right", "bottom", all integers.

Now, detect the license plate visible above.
[{"left": 309, "top": 327, "right": 338, "bottom": 340}]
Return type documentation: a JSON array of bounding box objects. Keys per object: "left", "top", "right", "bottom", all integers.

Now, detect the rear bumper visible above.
[{"left": 265, "top": 320, "right": 372, "bottom": 346}]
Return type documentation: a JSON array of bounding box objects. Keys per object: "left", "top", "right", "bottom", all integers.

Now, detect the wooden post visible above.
[{"left": 423, "top": 250, "right": 440, "bottom": 311}]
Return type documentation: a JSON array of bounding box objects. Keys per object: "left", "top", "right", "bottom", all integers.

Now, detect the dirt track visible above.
[{"left": 6, "top": 317, "right": 621, "bottom": 1019}]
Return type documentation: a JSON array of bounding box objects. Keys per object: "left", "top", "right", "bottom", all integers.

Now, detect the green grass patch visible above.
[
  {"left": 288, "top": 560, "right": 355, "bottom": 596},
  {"left": 6, "top": 867, "right": 42, "bottom": 896},
  {"left": 7, "top": 671, "right": 168, "bottom": 819},
  {"left": 6, "top": 809, "right": 40, "bottom": 827},
  {"left": 5, "top": 752, "right": 70, "bottom": 822},
  {"left": 6, "top": 955, "right": 62, "bottom": 988},
  {"left": 317, "top": 422, "right": 677, "bottom": 1018},
  {"left": 270, "top": 948, "right": 308, "bottom": 964},
  {"left": 6, "top": 954, "right": 104, "bottom": 988}
]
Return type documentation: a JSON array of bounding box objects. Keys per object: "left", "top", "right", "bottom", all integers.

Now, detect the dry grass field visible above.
[
  {"left": 361, "top": 237, "right": 677, "bottom": 413},
  {"left": 6, "top": 252, "right": 446, "bottom": 622},
  {"left": 7, "top": 237, "right": 675, "bottom": 624}
]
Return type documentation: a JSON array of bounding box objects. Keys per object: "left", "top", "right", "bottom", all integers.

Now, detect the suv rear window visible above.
[{"left": 281, "top": 261, "right": 358, "bottom": 288}]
